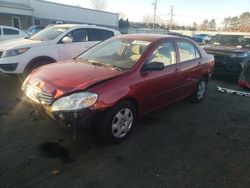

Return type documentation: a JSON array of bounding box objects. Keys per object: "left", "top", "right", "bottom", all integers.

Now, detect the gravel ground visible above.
[{"left": 0, "top": 73, "right": 250, "bottom": 188}]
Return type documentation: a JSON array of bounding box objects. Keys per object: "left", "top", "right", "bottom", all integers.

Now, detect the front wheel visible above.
[
  {"left": 24, "top": 59, "right": 54, "bottom": 76},
  {"left": 97, "top": 101, "right": 137, "bottom": 144},
  {"left": 191, "top": 78, "right": 207, "bottom": 103}
]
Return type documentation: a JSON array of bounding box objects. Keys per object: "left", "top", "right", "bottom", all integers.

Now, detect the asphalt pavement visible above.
[{"left": 1, "top": 73, "right": 250, "bottom": 188}]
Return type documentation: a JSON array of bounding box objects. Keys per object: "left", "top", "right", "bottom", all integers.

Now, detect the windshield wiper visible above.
[
  {"left": 91, "top": 61, "right": 122, "bottom": 71},
  {"left": 104, "top": 63, "right": 122, "bottom": 71},
  {"left": 75, "top": 57, "right": 88, "bottom": 62}
]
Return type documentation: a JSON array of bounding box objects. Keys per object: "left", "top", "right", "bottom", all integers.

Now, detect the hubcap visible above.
[
  {"left": 111, "top": 108, "right": 134, "bottom": 138},
  {"left": 197, "top": 81, "right": 206, "bottom": 100}
]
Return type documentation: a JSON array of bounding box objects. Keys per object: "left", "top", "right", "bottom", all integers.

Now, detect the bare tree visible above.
[
  {"left": 192, "top": 22, "right": 199, "bottom": 30},
  {"left": 200, "top": 19, "right": 209, "bottom": 31},
  {"left": 90, "top": 0, "right": 107, "bottom": 11},
  {"left": 208, "top": 19, "right": 216, "bottom": 31},
  {"left": 143, "top": 14, "right": 153, "bottom": 28},
  {"left": 222, "top": 12, "right": 250, "bottom": 32}
]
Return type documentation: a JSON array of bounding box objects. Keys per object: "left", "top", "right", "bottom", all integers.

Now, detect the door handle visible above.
[
  {"left": 198, "top": 62, "right": 202, "bottom": 65},
  {"left": 174, "top": 68, "right": 179, "bottom": 72}
]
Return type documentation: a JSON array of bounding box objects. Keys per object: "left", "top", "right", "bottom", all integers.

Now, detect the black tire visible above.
[
  {"left": 97, "top": 101, "right": 137, "bottom": 144},
  {"left": 191, "top": 78, "right": 208, "bottom": 103},
  {"left": 24, "top": 59, "right": 54, "bottom": 76}
]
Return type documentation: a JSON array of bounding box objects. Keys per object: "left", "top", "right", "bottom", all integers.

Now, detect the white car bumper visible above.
[{"left": 0, "top": 55, "right": 26, "bottom": 74}]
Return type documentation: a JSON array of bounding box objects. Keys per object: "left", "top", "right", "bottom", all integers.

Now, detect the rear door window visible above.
[
  {"left": 88, "top": 29, "right": 114, "bottom": 41},
  {"left": 177, "top": 41, "right": 200, "bottom": 62},
  {"left": 3, "top": 28, "right": 19, "bottom": 35}
]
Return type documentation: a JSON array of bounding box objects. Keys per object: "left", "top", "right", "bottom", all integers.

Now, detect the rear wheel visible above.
[
  {"left": 97, "top": 101, "right": 137, "bottom": 144},
  {"left": 191, "top": 78, "right": 207, "bottom": 103}
]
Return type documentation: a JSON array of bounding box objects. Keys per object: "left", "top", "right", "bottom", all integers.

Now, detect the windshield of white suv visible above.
[
  {"left": 30, "top": 26, "right": 70, "bottom": 41},
  {"left": 78, "top": 38, "right": 151, "bottom": 70},
  {"left": 209, "top": 34, "right": 250, "bottom": 48}
]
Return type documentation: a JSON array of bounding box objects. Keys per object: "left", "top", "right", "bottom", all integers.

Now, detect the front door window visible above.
[{"left": 148, "top": 41, "right": 176, "bottom": 67}]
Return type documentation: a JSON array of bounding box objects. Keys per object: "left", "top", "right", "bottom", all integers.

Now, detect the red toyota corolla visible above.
[{"left": 22, "top": 34, "right": 214, "bottom": 143}]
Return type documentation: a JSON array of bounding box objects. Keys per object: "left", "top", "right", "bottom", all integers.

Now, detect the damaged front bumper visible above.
[{"left": 19, "top": 96, "right": 100, "bottom": 130}]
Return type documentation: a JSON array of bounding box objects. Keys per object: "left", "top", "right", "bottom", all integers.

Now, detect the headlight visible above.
[
  {"left": 21, "top": 74, "right": 31, "bottom": 91},
  {"left": 2, "top": 47, "right": 30, "bottom": 58},
  {"left": 229, "top": 52, "right": 248, "bottom": 58},
  {"left": 52, "top": 92, "right": 98, "bottom": 112}
]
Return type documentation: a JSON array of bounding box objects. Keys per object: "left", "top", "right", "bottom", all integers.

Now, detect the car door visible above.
[
  {"left": 58, "top": 28, "right": 91, "bottom": 60},
  {"left": 175, "top": 40, "right": 203, "bottom": 95},
  {"left": 58, "top": 28, "right": 114, "bottom": 60},
  {"left": 88, "top": 28, "right": 114, "bottom": 43},
  {"left": 85, "top": 28, "right": 114, "bottom": 50},
  {"left": 139, "top": 40, "right": 187, "bottom": 113}
]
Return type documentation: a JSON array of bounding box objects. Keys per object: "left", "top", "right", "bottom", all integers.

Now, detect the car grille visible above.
[
  {"left": 212, "top": 54, "right": 243, "bottom": 74},
  {"left": 214, "top": 62, "right": 227, "bottom": 73},
  {"left": 25, "top": 85, "right": 53, "bottom": 105},
  {"left": 214, "top": 55, "right": 225, "bottom": 62},
  {"left": 214, "top": 62, "right": 242, "bottom": 74},
  {"left": 225, "top": 63, "right": 242, "bottom": 72}
]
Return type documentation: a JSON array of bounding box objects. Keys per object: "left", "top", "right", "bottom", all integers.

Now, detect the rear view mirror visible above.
[
  {"left": 62, "top": 36, "right": 73, "bottom": 44},
  {"left": 142, "top": 62, "right": 164, "bottom": 72}
]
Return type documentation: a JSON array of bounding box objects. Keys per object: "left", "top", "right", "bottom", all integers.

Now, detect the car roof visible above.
[
  {"left": 0, "top": 25, "right": 20, "bottom": 30},
  {"left": 115, "top": 33, "right": 186, "bottom": 42},
  {"left": 49, "top": 24, "right": 119, "bottom": 32}
]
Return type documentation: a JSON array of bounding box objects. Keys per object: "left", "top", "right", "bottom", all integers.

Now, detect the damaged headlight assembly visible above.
[{"left": 51, "top": 92, "right": 98, "bottom": 112}]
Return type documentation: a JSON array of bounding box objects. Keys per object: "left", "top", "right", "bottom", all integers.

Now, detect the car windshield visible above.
[
  {"left": 30, "top": 26, "right": 70, "bottom": 41},
  {"left": 78, "top": 38, "right": 151, "bottom": 70},
  {"left": 209, "top": 34, "right": 250, "bottom": 48}
]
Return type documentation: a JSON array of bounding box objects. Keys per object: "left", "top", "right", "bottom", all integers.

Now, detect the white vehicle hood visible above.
[{"left": 0, "top": 38, "right": 47, "bottom": 51}]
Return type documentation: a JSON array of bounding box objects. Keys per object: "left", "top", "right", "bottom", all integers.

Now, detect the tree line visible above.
[
  {"left": 195, "top": 12, "right": 250, "bottom": 31},
  {"left": 119, "top": 12, "right": 250, "bottom": 32},
  {"left": 222, "top": 12, "right": 250, "bottom": 32}
]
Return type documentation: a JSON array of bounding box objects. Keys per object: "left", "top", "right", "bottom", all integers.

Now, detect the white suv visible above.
[{"left": 0, "top": 24, "right": 120, "bottom": 74}]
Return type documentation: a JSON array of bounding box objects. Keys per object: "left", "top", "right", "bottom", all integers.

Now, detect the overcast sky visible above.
[{"left": 47, "top": 0, "right": 250, "bottom": 26}]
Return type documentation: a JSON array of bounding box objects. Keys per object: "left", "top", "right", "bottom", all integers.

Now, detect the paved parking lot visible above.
[{"left": 0, "top": 73, "right": 250, "bottom": 188}]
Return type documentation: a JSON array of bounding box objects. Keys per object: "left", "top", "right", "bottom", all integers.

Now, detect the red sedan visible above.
[
  {"left": 239, "top": 61, "right": 250, "bottom": 89},
  {"left": 22, "top": 34, "right": 214, "bottom": 143}
]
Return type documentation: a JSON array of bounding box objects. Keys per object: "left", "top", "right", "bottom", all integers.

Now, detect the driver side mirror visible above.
[
  {"left": 142, "top": 62, "right": 164, "bottom": 72},
  {"left": 61, "top": 36, "right": 73, "bottom": 44}
]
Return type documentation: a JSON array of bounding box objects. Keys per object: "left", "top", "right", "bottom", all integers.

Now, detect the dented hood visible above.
[{"left": 25, "top": 59, "right": 124, "bottom": 99}]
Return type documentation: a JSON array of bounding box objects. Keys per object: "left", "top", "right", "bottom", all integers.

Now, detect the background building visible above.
[{"left": 0, "top": 0, "right": 119, "bottom": 29}]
